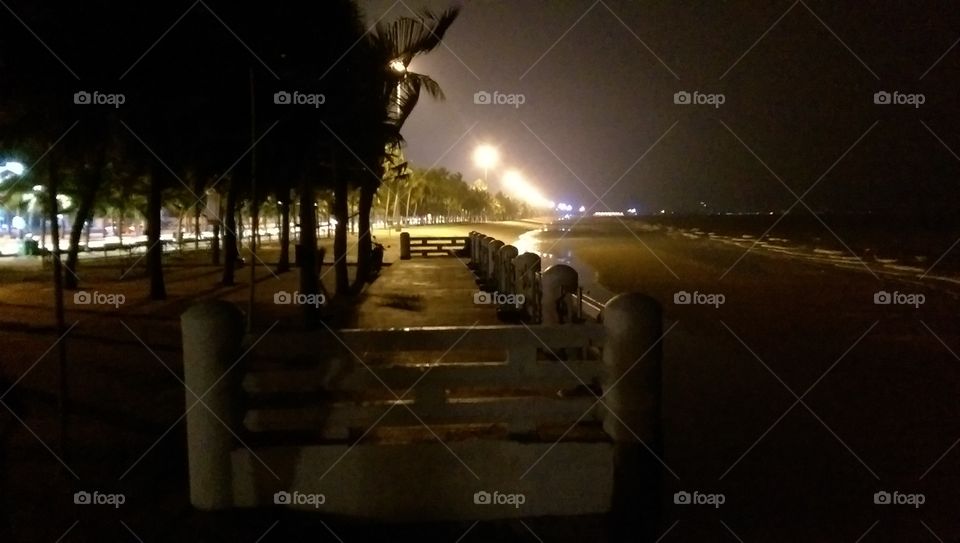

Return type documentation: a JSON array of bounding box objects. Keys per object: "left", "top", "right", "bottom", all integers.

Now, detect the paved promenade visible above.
[{"left": 355, "top": 256, "right": 502, "bottom": 328}]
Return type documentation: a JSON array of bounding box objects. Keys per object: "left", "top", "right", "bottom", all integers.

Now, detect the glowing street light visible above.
[
  {"left": 502, "top": 169, "right": 554, "bottom": 209},
  {"left": 388, "top": 60, "right": 408, "bottom": 119},
  {"left": 389, "top": 59, "right": 407, "bottom": 74},
  {"left": 473, "top": 144, "right": 499, "bottom": 182},
  {"left": 2, "top": 161, "right": 24, "bottom": 175},
  {"left": 0, "top": 161, "right": 24, "bottom": 183}
]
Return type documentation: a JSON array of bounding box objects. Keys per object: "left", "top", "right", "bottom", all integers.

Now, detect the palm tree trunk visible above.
[
  {"left": 64, "top": 170, "right": 100, "bottom": 289},
  {"left": 392, "top": 186, "right": 401, "bottom": 226},
  {"left": 147, "top": 165, "right": 166, "bottom": 299},
  {"left": 383, "top": 187, "right": 392, "bottom": 226},
  {"left": 193, "top": 177, "right": 204, "bottom": 252},
  {"left": 222, "top": 179, "right": 238, "bottom": 285},
  {"left": 177, "top": 211, "right": 184, "bottom": 253},
  {"left": 298, "top": 172, "right": 320, "bottom": 321},
  {"left": 352, "top": 183, "right": 374, "bottom": 293},
  {"left": 277, "top": 185, "right": 290, "bottom": 273},
  {"left": 211, "top": 222, "right": 220, "bottom": 264},
  {"left": 333, "top": 171, "right": 350, "bottom": 296},
  {"left": 47, "top": 159, "right": 69, "bottom": 462}
]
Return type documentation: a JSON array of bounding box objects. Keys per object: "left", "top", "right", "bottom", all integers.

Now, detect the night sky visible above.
[{"left": 362, "top": 1, "right": 960, "bottom": 215}]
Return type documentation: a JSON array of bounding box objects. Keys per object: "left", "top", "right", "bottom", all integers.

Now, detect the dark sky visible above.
[{"left": 360, "top": 1, "right": 960, "bottom": 215}]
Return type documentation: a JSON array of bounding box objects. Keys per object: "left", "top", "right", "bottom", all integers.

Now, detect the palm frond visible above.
[{"left": 373, "top": 7, "right": 460, "bottom": 67}]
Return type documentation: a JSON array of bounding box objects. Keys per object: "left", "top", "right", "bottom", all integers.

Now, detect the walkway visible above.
[{"left": 355, "top": 256, "right": 503, "bottom": 328}]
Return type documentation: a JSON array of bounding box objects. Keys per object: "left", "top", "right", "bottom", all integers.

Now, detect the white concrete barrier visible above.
[
  {"left": 541, "top": 264, "right": 579, "bottom": 325},
  {"left": 498, "top": 244, "right": 519, "bottom": 295},
  {"left": 181, "top": 295, "right": 664, "bottom": 528},
  {"left": 513, "top": 252, "right": 541, "bottom": 322},
  {"left": 181, "top": 301, "right": 245, "bottom": 510}
]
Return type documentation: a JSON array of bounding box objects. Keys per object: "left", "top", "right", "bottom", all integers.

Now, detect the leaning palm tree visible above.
[{"left": 348, "top": 7, "right": 460, "bottom": 291}]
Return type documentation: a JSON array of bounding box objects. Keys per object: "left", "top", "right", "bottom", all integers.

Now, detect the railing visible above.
[
  {"left": 574, "top": 288, "right": 606, "bottom": 323},
  {"left": 181, "top": 294, "right": 664, "bottom": 534},
  {"left": 399, "top": 233, "right": 469, "bottom": 259}
]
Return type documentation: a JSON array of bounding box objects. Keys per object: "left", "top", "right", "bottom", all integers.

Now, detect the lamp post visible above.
[{"left": 473, "top": 144, "right": 499, "bottom": 184}]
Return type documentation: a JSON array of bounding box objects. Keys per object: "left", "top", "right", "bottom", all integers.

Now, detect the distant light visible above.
[
  {"left": 593, "top": 211, "right": 624, "bottom": 217},
  {"left": 578, "top": 205, "right": 586, "bottom": 213},
  {"left": 1, "top": 161, "right": 24, "bottom": 176},
  {"left": 389, "top": 59, "right": 407, "bottom": 73},
  {"left": 11, "top": 216, "right": 25, "bottom": 230},
  {"left": 502, "top": 169, "right": 554, "bottom": 209},
  {"left": 627, "top": 208, "right": 637, "bottom": 215},
  {"left": 33, "top": 184, "right": 44, "bottom": 191},
  {"left": 473, "top": 144, "right": 499, "bottom": 170},
  {"left": 660, "top": 209, "right": 666, "bottom": 214}
]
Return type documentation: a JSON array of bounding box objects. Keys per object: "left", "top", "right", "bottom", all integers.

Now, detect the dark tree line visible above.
[{"left": 0, "top": 0, "right": 460, "bottom": 304}]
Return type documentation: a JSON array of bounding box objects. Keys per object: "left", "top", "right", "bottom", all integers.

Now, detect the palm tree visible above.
[{"left": 348, "top": 7, "right": 460, "bottom": 291}]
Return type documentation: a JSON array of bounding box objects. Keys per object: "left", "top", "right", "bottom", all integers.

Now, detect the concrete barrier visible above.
[
  {"left": 181, "top": 301, "right": 245, "bottom": 510},
  {"left": 541, "top": 264, "right": 579, "bottom": 325},
  {"left": 498, "top": 244, "right": 519, "bottom": 295},
  {"left": 181, "top": 296, "right": 663, "bottom": 528},
  {"left": 486, "top": 239, "right": 504, "bottom": 289},
  {"left": 513, "top": 252, "right": 541, "bottom": 322},
  {"left": 602, "top": 293, "right": 663, "bottom": 540}
]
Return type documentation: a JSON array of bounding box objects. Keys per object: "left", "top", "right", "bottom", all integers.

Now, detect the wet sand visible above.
[{"left": 523, "top": 218, "right": 960, "bottom": 541}]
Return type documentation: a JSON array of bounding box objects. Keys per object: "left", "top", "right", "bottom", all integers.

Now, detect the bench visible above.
[{"left": 399, "top": 234, "right": 469, "bottom": 259}]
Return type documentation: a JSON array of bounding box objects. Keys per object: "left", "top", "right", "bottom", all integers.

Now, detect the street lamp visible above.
[
  {"left": 503, "top": 169, "right": 554, "bottom": 209},
  {"left": 389, "top": 59, "right": 407, "bottom": 119},
  {"left": 0, "top": 161, "right": 24, "bottom": 183},
  {"left": 473, "top": 144, "right": 499, "bottom": 183}
]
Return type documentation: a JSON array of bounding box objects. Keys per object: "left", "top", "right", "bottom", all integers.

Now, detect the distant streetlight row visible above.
[{"left": 471, "top": 145, "right": 555, "bottom": 209}]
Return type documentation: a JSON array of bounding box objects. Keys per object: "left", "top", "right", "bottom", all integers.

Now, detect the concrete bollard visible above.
[
  {"left": 400, "top": 232, "right": 411, "bottom": 260},
  {"left": 468, "top": 232, "right": 478, "bottom": 267},
  {"left": 498, "top": 245, "right": 519, "bottom": 295},
  {"left": 478, "top": 235, "right": 490, "bottom": 278},
  {"left": 541, "top": 264, "right": 579, "bottom": 325},
  {"left": 513, "top": 252, "right": 541, "bottom": 322},
  {"left": 181, "top": 301, "right": 245, "bottom": 510},
  {"left": 601, "top": 293, "right": 663, "bottom": 541},
  {"left": 486, "top": 239, "right": 504, "bottom": 287}
]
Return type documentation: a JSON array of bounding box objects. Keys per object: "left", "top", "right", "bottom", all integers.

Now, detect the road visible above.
[{"left": 522, "top": 218, "right": 960, "bottom": 542}]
